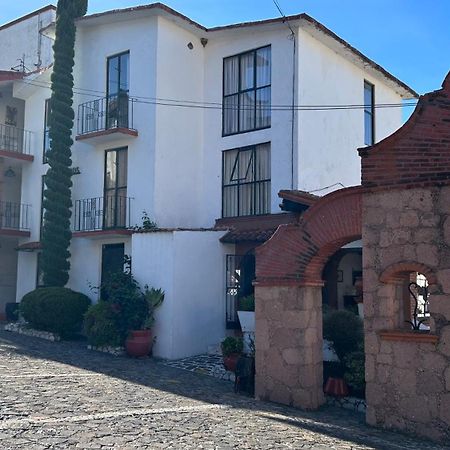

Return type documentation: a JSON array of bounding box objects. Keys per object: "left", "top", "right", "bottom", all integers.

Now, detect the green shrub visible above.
[
  {"left": 344, "top": 349, "right": 366, "bottom": 397},
  {"left": 323, "top": 310, "right": 363, "bottom": 362},
  {"left": 143, "top": 287, "right": 165, "bottom": 329},
  {"left": 20, "top": 288, "right": 91, "bottom": 338},
  {"left": 84, "top": 302, "right": 122, "bottom": 347},
  {"left": 221, "top": 336, "right": 243, "bottom": 356},
  {"left": 100, "top": 270, "right": 148, "bottom": 341},
  {"left": 238, "top": 294, "right": 255, "bottom": 312}
]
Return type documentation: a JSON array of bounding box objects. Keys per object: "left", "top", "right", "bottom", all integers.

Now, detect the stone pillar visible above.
[{"left": 255, "top": 284, "right": 324, "bottom": 410}]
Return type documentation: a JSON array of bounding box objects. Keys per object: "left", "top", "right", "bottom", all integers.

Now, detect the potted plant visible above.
[
  {"left": 237, "top": 294, "right": 255, "bottom": 353},
  {"left": 323, "top": 310, "right": 363, "bottom": 397},
  {"left": 125, "top": 287, "right": 164, "bottom": 357},
  {"left": 221, "top": 336, "right": 243, "bottom": 372}
]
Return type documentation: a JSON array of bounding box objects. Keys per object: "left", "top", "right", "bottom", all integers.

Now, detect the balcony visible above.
[
  {"left": 73, "top": 196, "right": 133, "bottom": 238},
  {"left": 76, "top": 94, "right": 138, "bottom": 144},
  {"left": 0, "top": 201, "right": 31, "bottom": 237},
  {"left": 0, "top": 123, "right": 33, "bottom": 162}
]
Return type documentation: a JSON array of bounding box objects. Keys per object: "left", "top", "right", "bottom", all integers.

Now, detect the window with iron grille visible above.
[
  {"left": 222, "top": 143, "right": 270, "bottom": 217},
  {"left": 364, "top": 80, "right": 375, "bottom": 146},
  {"left": 223, "top": 46, "right": 271, "bottom": 136},
  {"left": 43, "top": 99, "right": 51, "bottom": 164}
]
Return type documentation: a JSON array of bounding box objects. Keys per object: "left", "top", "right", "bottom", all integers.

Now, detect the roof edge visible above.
[
  {"left": 0, "top": 5, "right": 56, "bottom": 34},
  {"left": 78, "top": 3, "right": 416, "bottom": 98}
]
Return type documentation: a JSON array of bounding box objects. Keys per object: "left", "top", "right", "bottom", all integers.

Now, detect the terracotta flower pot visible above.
[
  {"left": 223, "top": 353, "right": 240, "bottom": 372},
  {"left": 324, "top": 377, "right": 349, "bottom": 397},
  {"left": 125, "top": 329, "right": 153, "bottom": 357}
]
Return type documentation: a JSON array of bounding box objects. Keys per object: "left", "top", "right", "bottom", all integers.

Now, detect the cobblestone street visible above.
[{"left": 0, "top": 329, "right": 446, "bottom": 449}]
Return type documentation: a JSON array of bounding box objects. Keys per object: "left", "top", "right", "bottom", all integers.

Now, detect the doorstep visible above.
[{"left": 162, "top": 353, "right": 235, "bottom": 382}]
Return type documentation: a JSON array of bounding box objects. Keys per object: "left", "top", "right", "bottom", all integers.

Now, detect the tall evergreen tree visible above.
[{"left": 41, "top": 0, "right": 88, "bottom": 287}]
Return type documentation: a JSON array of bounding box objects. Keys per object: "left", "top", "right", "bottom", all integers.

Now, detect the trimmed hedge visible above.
[
  {"left": 20, "top": 288, "right": 91, "bottom": 338},
  {"left": 84, "top": 302, "right": 122, "bottom": 347}
]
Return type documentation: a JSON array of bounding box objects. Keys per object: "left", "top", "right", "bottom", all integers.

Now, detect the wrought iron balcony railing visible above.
[
  {"left": 73, "top": 196, "right": 132, "bottom": 232},
  {"left": 0, "top": 201, "right": 30, "bottom": 231},
  {"left": 77, "top": 94, "right": 136, "bottom": 136},
  {"left": 0, "top": 123, "right": 33, "bottom": 156}
]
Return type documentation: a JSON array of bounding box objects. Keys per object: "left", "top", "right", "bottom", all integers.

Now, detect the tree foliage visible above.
[{"left": 41, "top": 0, "right": 88, "bottom": 286}]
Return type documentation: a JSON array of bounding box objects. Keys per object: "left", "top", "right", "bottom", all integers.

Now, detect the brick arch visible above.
[
  {"left": 256, "top": 186, "right": 363, "bottom": 285},
  {"left": 379, "top": 261, "right": 438, "bottom": 286}
]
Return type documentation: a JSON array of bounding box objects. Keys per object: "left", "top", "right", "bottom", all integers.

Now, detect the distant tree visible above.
[{"left": 41, "top": 0, "right": 88, "bottom": 287}]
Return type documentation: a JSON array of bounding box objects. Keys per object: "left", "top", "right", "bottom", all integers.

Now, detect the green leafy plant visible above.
[
  {"left": 99, "top": 270, "right": 148, "bottom": 342},
  {"left": 221, "top": 336, "right": 243, "bottom": 357},
  {"left": 143, "top": 287, "right": 165, "bottom": 329},
  {"left": 344, "top": 348, "right": 366, "bottom": 397},
  {"left": 84, "top": 302, "right": 122, "bottom": 347},
  {"left": 41, "top": 0, "right": 88, "bottom": 287},
  {"left": 238, "top": 294, "right": 255, "bottom": 312},
  {"left": 323, "top": 310, "right": 363, "bottom": 362},
  {"left": 141, "top": 211, "right": 158, "bottom": 230},
  {"left": 20, "top": 288, "right": 91, "bottom": 338}
]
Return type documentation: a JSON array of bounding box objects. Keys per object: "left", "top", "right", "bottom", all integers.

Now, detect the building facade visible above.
[{"left": 0, "top": 3, "right": 416, "bottom": 358}]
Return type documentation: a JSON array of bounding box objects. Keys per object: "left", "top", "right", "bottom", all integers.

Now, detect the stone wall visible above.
[
  {"left": 363, "top": 187, "right": 450, "bottom": 442},
  {"left": 255, "top": 285, "right": 324, "bottom": 410}
]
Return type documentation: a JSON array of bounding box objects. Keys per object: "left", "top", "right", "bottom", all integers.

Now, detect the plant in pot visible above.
[
  {"left": 125, "top": 287, "right": 165, "bottom": 358},
  {"left": 237, "top": 294, "right": 255, "bottom": 354},
  {"left": 221, "top": 336, "right": 243, "bottom": 372},
  {"left": 323, "top": 309, "right": 364, "bottom": 397}
]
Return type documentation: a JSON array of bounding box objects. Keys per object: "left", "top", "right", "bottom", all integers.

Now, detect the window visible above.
[
  {"left": 36, "top": 252, "right": 44, "bottom": 288},
  {"left": 222, "top": 143, "right": 270, "bottom": 217},
  {"left": 39, "top": 175, "right": 46, "bottom": 240},
  {"left": 101, "top": 243, "right": 125, "bottom": 284},
  {"left": 43, "top": 99, "right": 51, "bottom": 163},
  {"left": 104, "top": 148, "right": 128, "bottom": 229},
  {"left": 364, "top": 81, "right": 375, "bottom": 146},
  {"left": 223, "top": 46, "right": 271, "bottom": 136},
  {"left": 107, "top": 52, "right": 130, "bottom": 129}
]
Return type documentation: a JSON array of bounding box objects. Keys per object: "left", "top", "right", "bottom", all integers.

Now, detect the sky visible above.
[{"left": 1, "top": 0, "right": 449, "bottom": 95}]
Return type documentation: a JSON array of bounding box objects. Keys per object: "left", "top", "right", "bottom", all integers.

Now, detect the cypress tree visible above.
[{"left": 41, "top": 0, "right": 88, "bottom": 287}]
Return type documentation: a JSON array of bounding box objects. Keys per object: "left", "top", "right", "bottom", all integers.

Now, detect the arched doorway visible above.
[{"left": 254, "top": 187, "right": 363, "bottom": 409}]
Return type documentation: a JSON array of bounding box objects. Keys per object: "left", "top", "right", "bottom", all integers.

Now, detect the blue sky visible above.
[{"left": 2, "top": 1, "right": 449, "bottom": 95}]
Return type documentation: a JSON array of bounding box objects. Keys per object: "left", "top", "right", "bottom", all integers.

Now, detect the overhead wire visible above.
[{"left": 16, "top": 78, "right": 418, "bottom": 112}]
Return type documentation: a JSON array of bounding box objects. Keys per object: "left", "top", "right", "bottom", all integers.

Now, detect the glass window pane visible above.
[
  {"left": 240, "top": 52, "right": 254, "bottom": 91},
  {"left": 238, "top": 149, "right": 254, "bottom": 182},
  {"left": 224, "top": 149, "right": 239, "bottom": 185},
  {"left": 255, "top": 144, "right": 271, "bottom": 180},
  {"left": 239, "top": 183, "right": 254, "bottom": 216},
  {"left": 365, "top": 112, "right": 373, "bottom": 145},
  {"left": 256, "top": 87, "right": 271, "bottom": 128},
  {"left": 224, "top": 56, "right": 239, "bottom": 95},
  {"left": 223, "top": 95, "right": 239, "bottom": 135},
  {"left": 239, "top": 91, "right": 255, "bottom": 132},
  {"left": 119, "top": 53, "right": 129, "bottom": 93},
  {"left": 117, "top": 150, "right": 128, "bottom": 188},
  {"left": 256, "top": 47, "right": 271, "bottom": 87},
  {"left": 364, "top": 82, "right": 373, "bottom": 112},
  {"left": 108, "top": 56, "right": 119, "bottom": 96},
  {"left": 105, "top": 151, "right": 117, "bottom": 189}
]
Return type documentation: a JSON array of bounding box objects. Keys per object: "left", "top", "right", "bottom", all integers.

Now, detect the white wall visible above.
[
  {"left": 132, "top": 230, "right": 231, "bottom": 359},
  {"left": 72, "top": 17, "right": 158, "bottom": 229},
  {"left": 202, "top": 27, "right": 297, "bottom": 225},
  {"left": 68, "top": 237, "right": 132, "bottom": 300},
  {"left": 0, "top": 238, "right": 19, "bottom": 310},
  {"left": 296, "top": 28, "right": 403, "bottom": 194},
  {"left": 0, "top": 8, "right": 55, "bottom": 72}
]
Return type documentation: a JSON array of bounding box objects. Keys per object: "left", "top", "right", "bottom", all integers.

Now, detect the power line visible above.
[{"left": 17, "top": 78, "right": 417, "bottom": 112}]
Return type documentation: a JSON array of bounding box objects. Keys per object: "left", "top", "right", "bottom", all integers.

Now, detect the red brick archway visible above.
[
  {"left": 254, "top": 186, "right": 363, "bottom": 410},
  {"left": 256, "top": 186, "right": 363, "bottom": 286}
]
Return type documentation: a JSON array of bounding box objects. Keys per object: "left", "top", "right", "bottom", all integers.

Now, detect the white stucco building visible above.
[{"left": 0, "top": 3, "right": 417, "bottom": 358}]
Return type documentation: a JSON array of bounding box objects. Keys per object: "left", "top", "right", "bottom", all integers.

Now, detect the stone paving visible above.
[
  {"left": 162, "top": 353, "right": 235, "bottom": 382},
  {"left": 0, "top": 329, "right": 447, "bottom": 450}
]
